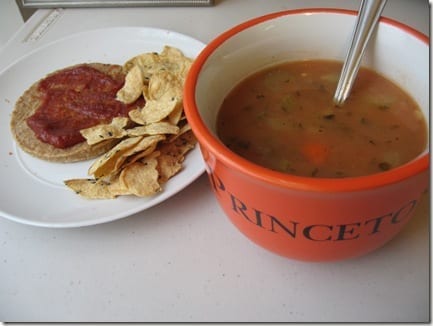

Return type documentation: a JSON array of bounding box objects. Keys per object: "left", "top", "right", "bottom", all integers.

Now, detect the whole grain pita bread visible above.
[{"left": 10, "top": 63, "right": 132, "bottom": 163}]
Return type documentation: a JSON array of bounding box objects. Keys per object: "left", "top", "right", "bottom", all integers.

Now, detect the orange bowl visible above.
[{"left": 184, "top": 9, "right": 429, "bottom": 261}]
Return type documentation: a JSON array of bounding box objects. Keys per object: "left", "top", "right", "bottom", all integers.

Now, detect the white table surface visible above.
[{"left": 0, "top": 0, "right": 430, "bottom": 322}]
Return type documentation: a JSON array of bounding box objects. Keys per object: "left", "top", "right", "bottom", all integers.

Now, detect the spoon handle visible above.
[{"left": 333, "top": 0, "right": 387, "bottom": 106}]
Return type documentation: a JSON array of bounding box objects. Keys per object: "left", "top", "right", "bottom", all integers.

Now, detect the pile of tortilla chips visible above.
[{"left": 64, "top": 46, "right": 197, "bottom": 199}]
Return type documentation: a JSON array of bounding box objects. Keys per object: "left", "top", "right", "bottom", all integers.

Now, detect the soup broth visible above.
[{"left": 217, "top": 60, "right": 427, "bottom": 178}]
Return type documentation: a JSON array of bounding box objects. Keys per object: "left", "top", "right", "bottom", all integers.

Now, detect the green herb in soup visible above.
[{"left": 217, "top": 60, "right": 427, "bottom": 178}]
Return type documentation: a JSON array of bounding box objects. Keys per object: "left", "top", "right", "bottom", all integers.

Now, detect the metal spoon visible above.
[{"left": 333, "top": 0, "right": 387, "bottom": 106}]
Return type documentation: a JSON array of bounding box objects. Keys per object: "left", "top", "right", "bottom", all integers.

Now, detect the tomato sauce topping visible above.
[{"left": 26, "top": 64, "right": 142, "bottom": 149}]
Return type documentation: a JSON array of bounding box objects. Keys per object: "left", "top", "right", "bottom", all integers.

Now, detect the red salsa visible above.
[{"left": 26, "top": 64, "right": 142, "bottom": 149}]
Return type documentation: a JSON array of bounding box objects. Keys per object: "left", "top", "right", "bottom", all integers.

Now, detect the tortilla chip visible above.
[
  {"left": 88, "top": 136, "right": 144, "bottom": 178},
  {"left": 128, "top": 71, "right": 183, "bottom": 125},
  {"left": 80, "top": 117, "right": 129, "bottom": 145},
  {"left": 146, "top": 71, "right": 182, "bottom": 100},
  {"left": 115, "top": 134, "right": 165, "bottom": 170},
  {"left": 126, "top": 122, "right": 179, "bottom": 137},
  {"left": 122, "top": 145, "right": 160, "bottom": 168},
  {"left": 123, "top": 46, "right": 192, "bottom": 83},
  {"left": 64, "top": 177, "right": 130, "bottom": 199},
  {"left": 116, "top": 65, "right": 144, "bottom": 104},
  {"left": 128, "top": 108, "right": 146, "bottom": 125},
  {"left": 167, "top": 104, "right": 184, "bottom": 126},
  {"left": 159, "top": 46, "right": 193, "bottom": 82},
  {"left": 157, "top": 153, "right": 183, "bottom": 183},
  {"left": 168, "top": 123, "right": 192, "bottom": 142},
  {"left": 123, "top": 51, "right": 161, "bottom": 80},
  {"left": 119, "top": 158, "right": 161, "bottom": 197},
  {"left": 156, "top": 130, "right": 197, "bottom": 182},
  {"left": 135, "top": 96, "right": 179, "bottom": 124}
]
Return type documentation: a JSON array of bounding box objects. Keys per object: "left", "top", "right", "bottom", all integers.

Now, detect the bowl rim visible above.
[{"left": 184, "top": 8, "right": 430, "bottom": 193}]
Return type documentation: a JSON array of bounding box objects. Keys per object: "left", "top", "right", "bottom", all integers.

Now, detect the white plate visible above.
[{"left": 0, "top": 27, "right": 206, "bottom": 228}]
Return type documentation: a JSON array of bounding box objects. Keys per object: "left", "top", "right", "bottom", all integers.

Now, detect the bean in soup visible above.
[{"left": 217, "top": 60, "right": 427, "bottom": 178}]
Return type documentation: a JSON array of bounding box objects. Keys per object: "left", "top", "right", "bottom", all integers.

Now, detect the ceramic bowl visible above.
[{"left": 184, "top": 9, "right": 429, "bottom": 261}]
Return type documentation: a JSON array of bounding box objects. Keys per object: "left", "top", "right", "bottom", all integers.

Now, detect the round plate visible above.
[{"left": 0, "top": 27, "right": 206, "bottom": 228}]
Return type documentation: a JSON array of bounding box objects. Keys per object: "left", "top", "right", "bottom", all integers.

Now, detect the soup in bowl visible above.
[{"left": 183, "top": 9, "right": 429, "bottom": 261}]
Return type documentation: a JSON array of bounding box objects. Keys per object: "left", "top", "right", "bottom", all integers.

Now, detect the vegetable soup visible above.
[{"left": 216, "top": 60, "right": 427, "bottom": 178}]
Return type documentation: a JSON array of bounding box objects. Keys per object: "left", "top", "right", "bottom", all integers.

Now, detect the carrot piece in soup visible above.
[{"left": 302, "top": 142, "right": 329, "bottom": 166}]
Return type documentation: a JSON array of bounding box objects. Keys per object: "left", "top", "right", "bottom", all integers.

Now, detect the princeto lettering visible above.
[{"left": 209, "top": 173, "right": 417, "bottom": 242}]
